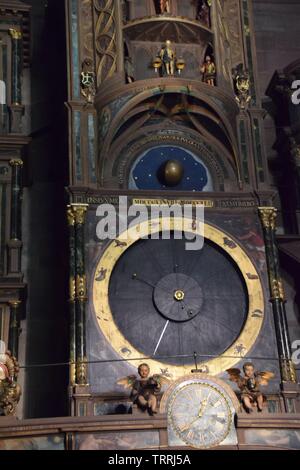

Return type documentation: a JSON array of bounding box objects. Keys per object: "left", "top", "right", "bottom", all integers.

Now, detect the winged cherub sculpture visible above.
[
  {"left": 117, "top": 363, "right": 170, "bottom": 415},
  {"left": 226, "top": 362, "right": 274, "bottom": 413}
]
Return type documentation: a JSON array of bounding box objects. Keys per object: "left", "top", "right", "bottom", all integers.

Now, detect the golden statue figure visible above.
[
  {"left": 117, "top": 363, "right": 170, "bottom": 416},
  {"left": 160, "top": 40, "right": 176, "bottom": 76},
  {"left": 200, "top": 55, "right": 216, "bottom": 86},
  {"left": 227, "top": 362, "right": 274, "bottom": 413}
]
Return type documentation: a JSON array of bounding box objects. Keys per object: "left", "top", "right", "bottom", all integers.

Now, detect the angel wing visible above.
[
  {"left": 116, "top": 375, "right": 137, "bottom": 389},
  {"left": 152, "top": 374, "right": 171, "bottom": 386},
  {"left": 256, "top": 371, "right": 275, "bottom": 386},
  {"left": 226, "top": 368, "right": 242, "bottom": 383}
]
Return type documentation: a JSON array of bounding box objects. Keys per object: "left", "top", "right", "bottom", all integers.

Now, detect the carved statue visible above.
[
  {"left": 200, "top": 55, "right": 216, "bottom": 86},
  {"left": 125, "top": 56, "right": 135, "bottom": 84},
  {"left": 117, "top": 363, "right": 170, "bottom": 415},
  {"left": 157, "top": 0, "right": 171, "bottom": 14},
  {"left": 227, "top": 362, "right": 274, "bottom": 413},
  {"left": 232, "top": 67, "right": 251, "bottom": 109},
  {"left": 159, "top": 40, "right": 176, "bottom": 76},
  {"left": 0, "top": 341, "right": 21, "bottom": 416},
  {"left": 196, "top": 1, "right": 211, "bottom": 28}
]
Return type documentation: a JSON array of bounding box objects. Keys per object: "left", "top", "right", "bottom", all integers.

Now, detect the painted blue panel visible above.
[
  {"left": 71, "top": 0, "right": 80, "bottom": 98},
  {"left": 129, "top": 146, "right": 213, "bottom": 192}
]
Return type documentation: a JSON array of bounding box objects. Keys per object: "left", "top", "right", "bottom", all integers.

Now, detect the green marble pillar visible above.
[
  {"left": 67, "top": 206, "right": 76, "bottom": 387},
  {"left": 259, "top": 207, "right": 297, "bottom": 384},
  {"left": 72, "top": 204, "right": 89, "bottom": 386}
]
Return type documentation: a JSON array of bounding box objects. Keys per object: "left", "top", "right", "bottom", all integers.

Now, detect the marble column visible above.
[{"left": 259, "top": 207, "right": 297, "bottom": 385}]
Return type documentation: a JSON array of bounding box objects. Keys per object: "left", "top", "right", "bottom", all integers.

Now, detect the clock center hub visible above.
[
  {"left": 153, "top": 273, "right": 203, "bottom": 323},
  {"left": 174, "top": 290, "right": 185, "bottom": 301}
]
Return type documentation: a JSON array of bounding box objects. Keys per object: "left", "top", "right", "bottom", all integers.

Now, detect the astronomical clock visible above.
[
  {"left": 92, "top": 218, "right": 264, "bottom": 379},
  {"left": 64, "top": 0, "right": 299, "bottom": 448}
]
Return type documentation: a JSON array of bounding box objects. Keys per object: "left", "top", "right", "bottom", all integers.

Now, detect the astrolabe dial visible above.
[
  {"left": 109, "top": 234, "right": 247, "bottom": 365},
  {"left": 93, "top": 218, "right": 264, "bottom": 377}
]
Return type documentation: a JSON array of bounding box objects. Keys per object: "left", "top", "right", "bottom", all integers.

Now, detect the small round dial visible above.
[{"left": 168, "top": 381, "right": 232, "bottom": 449}]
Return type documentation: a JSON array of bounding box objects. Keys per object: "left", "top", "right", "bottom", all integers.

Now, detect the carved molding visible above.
[{"left": 93, "top": 0, "right": 118, "bottom": 85}]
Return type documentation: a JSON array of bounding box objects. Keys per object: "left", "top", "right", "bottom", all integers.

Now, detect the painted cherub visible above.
[
  {"left": 117, "top": 363, "right": 170, "bottom": 415},
  {"left": 227, "top": 362, "right": 274, "bottom": 413}
]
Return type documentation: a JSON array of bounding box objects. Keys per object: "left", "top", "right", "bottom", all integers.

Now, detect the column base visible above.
[
  {"left": 7, "top": 239, "right": 23, "bottom": 278},
  {"left": 8, "top": 104, "right": 24, "bottom": 134}
]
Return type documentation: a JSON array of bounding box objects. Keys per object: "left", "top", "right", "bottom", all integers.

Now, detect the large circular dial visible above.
[
  {"left": 166, "top": 378, "right": 233, "bottom": 449},
  {"left": 109, "top": 236, "right": 247, "bottom": 364},
  {"left": 93, "top": 218, "right": 264, "bottom": 377}
]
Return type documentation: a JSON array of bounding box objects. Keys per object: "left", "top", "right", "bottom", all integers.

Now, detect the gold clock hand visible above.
[
  {"left": 180, "top": 416, "right": 200, "bottom": 433},
  {"left": 198, "top": 399, "right": 207, "bottom": 417}
]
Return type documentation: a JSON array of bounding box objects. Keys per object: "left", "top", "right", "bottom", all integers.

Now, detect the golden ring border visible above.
[{"left": 92, "top": 218, "right": 265, "bottom": 379}]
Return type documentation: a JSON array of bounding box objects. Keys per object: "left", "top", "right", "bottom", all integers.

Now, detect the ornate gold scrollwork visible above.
[
  {"left": 76, "top": 358, "right": 88, "bottom": 385},
  {"left": 271, "top": 279, "right": 285, "bottom": 301},
  {"left": 67, "top": 204, "right": 88, "bottom": 226},
  {"left": 233, "top": 68, "right": 251, "bottom": 110},
  {"left": 280, "top": 357, "right": 297, "bottom": 383},
  {"left": 76, "top": 275, "right": 87, "bottom": 301}
]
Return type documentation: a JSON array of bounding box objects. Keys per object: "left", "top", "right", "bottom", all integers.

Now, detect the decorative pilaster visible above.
[
  {"left": 9, "top": 29, "right": 22, "bottom": 105},
  {"left": 68, "top": 204, "right": 89, "bottom": 387},
  {"left": 7, "top": 159, "right": 23, "bottom": 277},
  {"left": 259, "top": 207, "right": 297, "bottom": 385},
  {"left": 8, "top": 29, "right": 24, "bottom": 133},
  {"left": 8, "top": 300, "right": 21, "bottom": 358},
  {"left": 67, "top": 206, "right": 76, "bottom": 387}
]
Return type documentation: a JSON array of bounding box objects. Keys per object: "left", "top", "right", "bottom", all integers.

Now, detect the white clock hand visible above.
[{"left": 153, "top": 320, "right": 169, "bottom": 356}]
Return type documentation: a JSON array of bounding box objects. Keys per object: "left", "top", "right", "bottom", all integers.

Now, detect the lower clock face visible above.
[
  {"left": 168, "top": 381, "right": 232, "bottom": 449},
  {"left": 93, "top": 218, "right": 264, "bottom": 376}
]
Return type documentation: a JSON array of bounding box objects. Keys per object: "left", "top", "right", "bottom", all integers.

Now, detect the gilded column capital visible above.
[
  {"left": 258, "top": 207, "right": 278, "bottom": 230},
  {"left": 69, "top": 204, "right": 89, "bottom": 225},
  {"left": 69, "top": 277, "right": 76, "bottom": 302},
  {"left": 9, "top": 29, "right": 22, "bottom": 40},
  {"left": 9, "top": 159, "right": 23, "bottom": 167},
  {"left": 8, "top": 300, "right": 21, "bottom": 308},
  {"left": 67, "top": 205, "right": 76, "bottom": 226}
]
